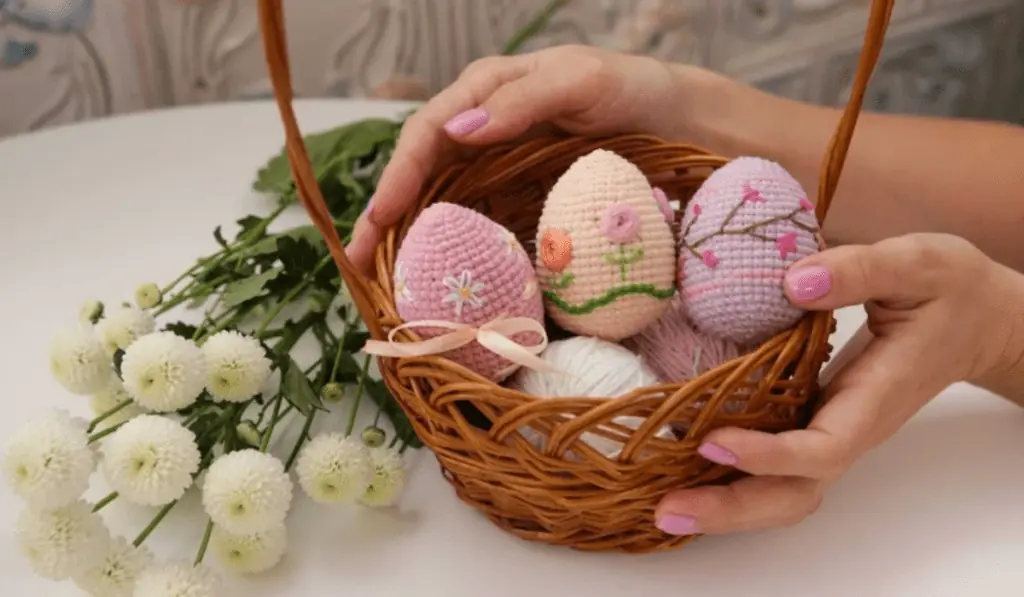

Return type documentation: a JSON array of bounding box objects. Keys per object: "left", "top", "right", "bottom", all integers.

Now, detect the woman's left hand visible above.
[{"left": 655, "top": 233, "right": 1021, "bottom": 536}]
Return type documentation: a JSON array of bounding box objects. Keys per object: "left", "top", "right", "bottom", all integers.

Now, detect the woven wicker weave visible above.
[{"left": 256, "top": 0, "right": 895, "bottom": 553}]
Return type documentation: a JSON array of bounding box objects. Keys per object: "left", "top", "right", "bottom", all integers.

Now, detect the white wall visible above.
[{"left": 1, "top": 0, "right": 1021, "bottom": 138}]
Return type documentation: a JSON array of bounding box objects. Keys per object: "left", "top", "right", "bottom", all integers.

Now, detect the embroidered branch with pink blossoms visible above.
[{"left": 680, "top": 183, "right": 820, "bottom": 268}]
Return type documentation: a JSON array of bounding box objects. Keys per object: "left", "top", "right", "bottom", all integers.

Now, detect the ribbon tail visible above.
[
  {"left": 362, "top": 330, "right": 476, "bottom": 358},
  {"left": 477, "top": 329, "right": 558, "bottom": 373}
]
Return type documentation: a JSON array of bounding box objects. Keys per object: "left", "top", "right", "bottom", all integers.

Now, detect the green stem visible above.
[
  {"left": 260, "top": 397, "right": 283, "bottom": 452},
  {"left": 87, "top": 399, "right": 133, "bottom": 433},
  {"left": 194, "top": 519, "right": 214, "bottom": 566},
  {"left": 284, "top": 411, "right": 316, "bottom": 472},
  {"left": 133, "top": 500, "right": 178, "bottom": 547},
  {"left": 92, "top": 492, "right": 118, "bottom": 512},
  {"left": 345, "top": 354, "right": 372, "bottom": 436},
  {"left": 502, "top": 0, "right": 569, "bottom": 54},
  {"left": 153, "top": 273, "right": 234, "bottom": 316},
  {"left": 87, "top": 421, "right": 127, "bottom": 444}
]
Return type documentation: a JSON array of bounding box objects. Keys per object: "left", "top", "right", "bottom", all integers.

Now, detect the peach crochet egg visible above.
[
  {"left": 678, "top": 157, "right": 822, "bottom": 345},
  {"left": 393, "top": 202, "right": 545, "bottom": 381},
  {"left": 535, "top": 149, "right": 676, "bottom": 341}
]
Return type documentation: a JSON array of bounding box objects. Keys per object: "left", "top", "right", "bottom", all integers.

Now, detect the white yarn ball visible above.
[{"left": 508, "top": 336, "right": 675, "bottom": 460}]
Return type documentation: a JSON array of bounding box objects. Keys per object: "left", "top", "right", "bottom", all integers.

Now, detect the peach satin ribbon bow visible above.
[{"left": 360, "top": 316, "right": 557, "bottom": 373}]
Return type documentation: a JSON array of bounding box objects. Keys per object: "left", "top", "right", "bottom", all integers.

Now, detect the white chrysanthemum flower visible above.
[
  {"left": 79, "top": 300, "right": 104, "bottom": 324},
  {"left": 15, "top": 500, "right": 110, "bottom": 581},
  {"left": 210, "top": 523, "right": 287, "bottom": 575},
  {"left": 295, "top": 433, "right": 371, "bottom": 505},
  {"left": 133, "top": 561, "right": 219, "bottom": 597},
  {"left": 100, "top": 415, "right": 200, "bottom": 506},
  {"left": 120, "top": 332, "right": 206, "bottom": 412},
  {"left": 200, "top": 330, "right": 272, "bottom": 403},
  {"left": 95, "top": 306, "right": 156, "bottom": 356},
  {"left": 72, "top": 536, "right": 152, "bottom": 597},
  {"left": 90, "top": 379, "right": 145, "bottom": 431},
  {"left": 3, "top": 409, "right": 95, "bottom": 508},
  {"left": 134, "top": 283, "right": 162, "bottom": 309},
  {"left": 202, "top": 449, "right": 292, "bottom": 535},
  {"left": 359, "top": 447, "right": 406, "bottom": 508},
  {"left": 50, "top": 324, "right": 114, "bottom": 395}
]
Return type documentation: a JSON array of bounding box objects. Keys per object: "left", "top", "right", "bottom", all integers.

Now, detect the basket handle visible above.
[
  {"left": 815, "top": 0, "right": 895, "bottom": 224},
  {"left": 256, "top": 0, "right": 894, "bottom": 335},
  {"left": 257, "top": 0, "right": 384, "bottom": 340}
]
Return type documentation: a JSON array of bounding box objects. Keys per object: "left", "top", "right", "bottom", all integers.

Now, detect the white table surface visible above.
[{"left": 2, "top": 99, "right": 1023, "bottom": 597}]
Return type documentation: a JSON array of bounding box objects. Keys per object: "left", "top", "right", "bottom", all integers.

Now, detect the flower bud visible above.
[
  {"left": 320, "top": 382, "right": 344, "bottom": 403},
  {"left": 79, "top": 300, "right": 104, "bottom": 324},
  {"left": 235, "top": 421, "right": 262, "bottom": 447},
  {"left": 361, "top": 426, "right": 386, "bottom": 448},
  {"left": 134, "top": 283, "right": 163, "bottom": 309}
]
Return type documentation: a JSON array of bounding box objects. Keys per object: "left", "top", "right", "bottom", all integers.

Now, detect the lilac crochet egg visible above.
[
  {"left": 394, "top": 202, "right": 544, "bottom": 381},
  {"left": 678, "top": 157, "right": 822, "bottom": 345},
  {"left": 535, "top": 149, "right": 677, "bottom": 341}
]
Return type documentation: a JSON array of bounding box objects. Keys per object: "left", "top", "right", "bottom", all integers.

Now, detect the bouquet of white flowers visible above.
[{"left": 3, "top": 116, "right": 420, "bottom": 596}]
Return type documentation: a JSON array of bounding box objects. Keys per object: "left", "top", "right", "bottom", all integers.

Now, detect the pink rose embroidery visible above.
[
  {"left": 701, "top": 250, "right": 719, "bottom": 268},
  {"left": 601, "top": 203, "right": 642, "bottom": 244}
]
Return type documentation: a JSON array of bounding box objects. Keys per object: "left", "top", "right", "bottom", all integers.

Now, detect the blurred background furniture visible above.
[{"left": 1, "top": 0, "right": 1022, "bottom": 139}]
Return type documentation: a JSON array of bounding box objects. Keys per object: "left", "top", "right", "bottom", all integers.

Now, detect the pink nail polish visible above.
[
  {"left": 444, "top": 108, "right": 490, "bottom": 136},
  {"left": 656, "top": 514, "right": 700, "bottom": 536},
  {"left": 698, "top": 442, "right": 737, "bottom": 466},
  {"left": 785, "top": 265, "right": 832, "bottom": 301}
]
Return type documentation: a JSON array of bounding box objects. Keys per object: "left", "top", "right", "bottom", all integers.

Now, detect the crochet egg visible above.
[
  {"left": 679, "top": 157, "right": 822, "bottom": 345},
  {"left": 393, "top": 202, "right": 545, "bottom": 381},
  {"left": 535, "top": 149, "right": 676, "bottom": 341}
]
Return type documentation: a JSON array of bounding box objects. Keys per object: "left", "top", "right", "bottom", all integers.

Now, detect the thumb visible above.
[{"left": 783, "top": 234, "right": 951, "bottom": 310}]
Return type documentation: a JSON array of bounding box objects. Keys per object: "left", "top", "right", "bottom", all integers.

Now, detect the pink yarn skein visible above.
[
  {"left": 393, "top": 202, "right": 545, "bottom": 381},
  {"left": 678, "top": 157, "right": 822, "bottom": 345},
  {"left": 623, "top": 296, "right": 744, "bottom": 384}
]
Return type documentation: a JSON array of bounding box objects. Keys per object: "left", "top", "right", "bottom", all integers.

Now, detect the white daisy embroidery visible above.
[
  {"left": 394, "top": 262, "right": 413, "bottom": 303},
  {"left": 442, "top": 270, "right": 485, "bottom": 317},
  {"left": 499, "top": 228, "right": 524, "bottom": 256}
]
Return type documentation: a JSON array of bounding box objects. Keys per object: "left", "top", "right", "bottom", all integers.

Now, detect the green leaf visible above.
[
  {"left": 244, "top": 225, "right": 325, "bottom": 258},
  {"left": 163, "top": 322, "right": 198, "bottom": 340},
  {"left": 276, "top": 235, "right": 322, "bottom": 277},
  {"left": 365, "top": 378, "right": 422, "bottom": 449},
  {"left": 253, "top": 118, "right": 400, "bottom": 197},
  {"left": 280, "top": 357, "right": 324, "bottom": 417},
  {"left": 342, "top": 331, "right": 370, "bottom": 353},
  {"left": 235, "top": 215, "right": 265, "bottom": 241},
  {"left": 221, "top": 267, "right": 282, "bottom": 308},
  {"left": 213, "top": 226, "right": 228, "bottom": 248},
  {"left": 330, "top": 352, "right": 363, "bottom": 384},
  {"left": 112, "top": 349, "right": 125, "bottom": 379}
]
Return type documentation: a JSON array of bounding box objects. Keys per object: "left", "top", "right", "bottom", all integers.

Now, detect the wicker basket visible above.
[{"left": 257, "top": 0, "right": 895, "bottom": 553}]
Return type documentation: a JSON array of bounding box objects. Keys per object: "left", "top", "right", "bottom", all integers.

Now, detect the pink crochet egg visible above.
[
  {"left": 535, "top": 149, "right": 676, "bottom": 341},
  {"left": 623, "top": 296, "right": 745, "bottom": 384},
  {"left": 393, "top": 202, "right": 544, "bottom": 381},
  {"left": 679, "top": 157, "right": 822, "bottom": 345}
]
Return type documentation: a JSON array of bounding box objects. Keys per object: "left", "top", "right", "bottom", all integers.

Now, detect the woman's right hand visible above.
[{"left": 345, "top": 45, "right": 698, "bottom": 273}]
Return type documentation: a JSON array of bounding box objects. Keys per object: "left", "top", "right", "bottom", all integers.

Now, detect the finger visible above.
[
  {"left": 696, "top": 329, "right": 933, "bottom": 479},
  {"left": 368, "top": 56, "right": 533, "bottom": 229},
  {"left": 783, "top": 233, "right": 968, "bottom": 310},
  {"left": 453, "top": 59, "right": 606, "bottom": 144},
  {"left": 343, "top": 214, "right": 384, "bottom": 279},
  {"left": 655, "top": 476, "right": 823, "bottom": 536}
]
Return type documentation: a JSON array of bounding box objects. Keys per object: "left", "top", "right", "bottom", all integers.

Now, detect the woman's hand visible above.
[
  {"left": 345, "top": 45, "right": 697, "bottom": 272},
  {"left": 655, "top": 233, "right": 1024, "bottom": 536}
]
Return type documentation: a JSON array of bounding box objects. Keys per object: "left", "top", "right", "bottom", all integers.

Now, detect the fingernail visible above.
[
  {"left": 698, "top": 442, "right": 737, "bottom": 466},
  {"left": 785, "top": 265, "right": 832, "bottom": 301},
  {"left": 444, "top": 108, "right": 490, "bottom": 136},
  {"left": 656, "top": 514, "right": 700, "bottom": 536},
  {"left": 364, "top": 194, "right": 376, "bottom": 217}
]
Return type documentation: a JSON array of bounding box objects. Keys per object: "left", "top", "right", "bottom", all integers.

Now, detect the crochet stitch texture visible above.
[
  {"left": 678, "top": 157, "right": 821, "bottom": 344},
  {"left": 394, "top": 202, "right": 545, "bottom": 381},
  {"left": 535, "top": 149, "right": 676, "bottom": 341}
]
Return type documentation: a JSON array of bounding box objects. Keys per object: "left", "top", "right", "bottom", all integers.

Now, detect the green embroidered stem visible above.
[
  {"left": 601, "top": 246, "right": 645, "bottom": 282},
  {"left": 543, "top": 283, "right": 675, "bottom": 315},
  {"left": 545, "top": 272, "right": 575, "bottom": 289}
]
